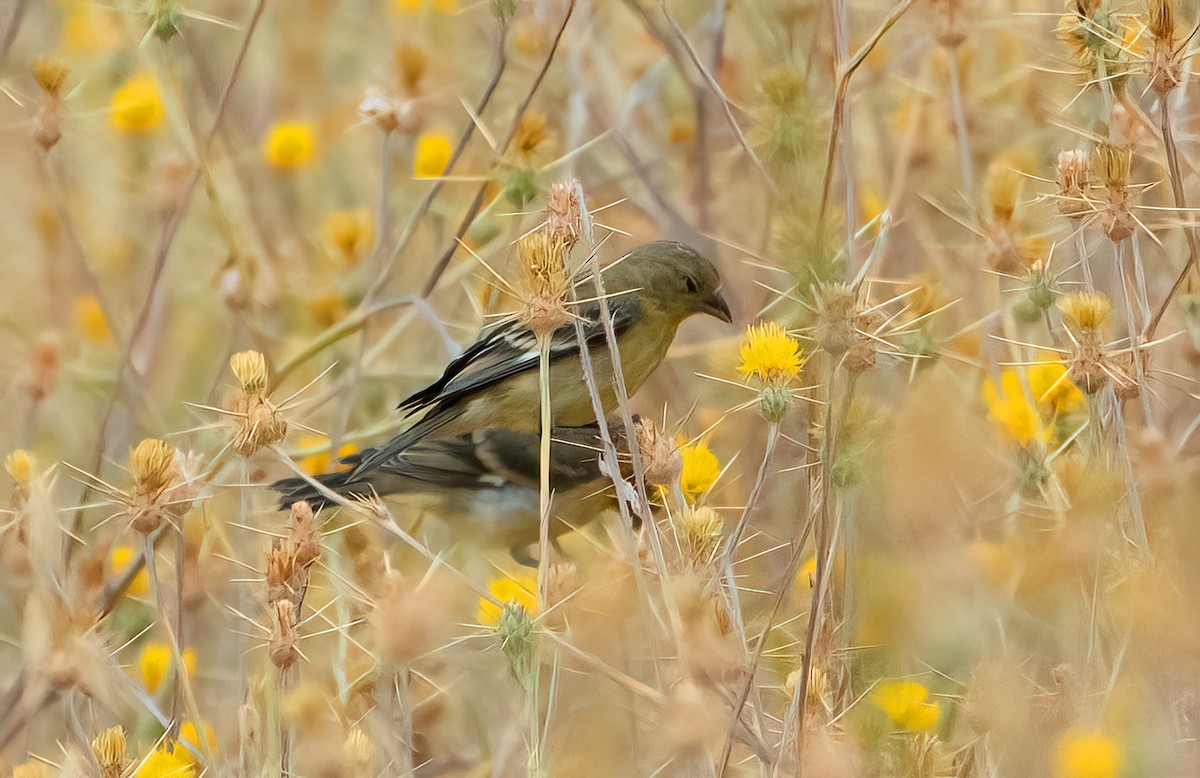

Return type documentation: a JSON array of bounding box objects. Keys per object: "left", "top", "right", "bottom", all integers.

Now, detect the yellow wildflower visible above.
[
  {"left": 872, "top": 679, "right": 940, "bottom": 734},
  {"left": 110, "top": 77, "right": 164, "bottom": 133},
  {"left": 394, "top": 0, "right": 458, "bottom": 10},
  {"left": 321, "top": 209, "right": 373, "bottom": 263},
  {"left": 679, "top": 440, "right": 720, "bottom": 503},
  {"left": 63, "top": 5, "right": 122, "bottom": 54},
  {"left": 413, "top": 132, "right": 452, "bottom": 178},
  {"left": 1055, "top": 729, "right": 1122, "bottom": 778},
  {"left": 1029, "top": 354, "right": 1084, "bottom": 416},
  {"left": 263, "top": 122, "right": 315, "bottom": 170},
  {"left": 983, "top": 370, "right": 1044, "bottom": 446},
  {"left": 795, "top": 556, "right": 817, "bottom": 589},
  {"left": 73, "top": 295, "right": 112, "bottom": 343},
  {"left": 298, "top": 434, "right": 358, "bottom": 475},
  {"left": 738, "top": 322, "right": 805, "bottom": 386},
  {"left": 134, "top": 746, "right": 195, "bottom": 778},
  {"left": 179, "top": 720, "right": 216, "bottom": 758},
  {"left": 139, "top": 644, "right": 197, "bottom": 693},
  {"left": 479, "top": 575, "right": 538, "bottom": 627},
  {"left": 109, "top": 545, "right": 151, "bottom": 597}
]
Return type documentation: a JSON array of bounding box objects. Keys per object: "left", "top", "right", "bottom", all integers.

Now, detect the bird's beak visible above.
[{"left": 704, "top": 291, "right": 733, "bottom": 323}]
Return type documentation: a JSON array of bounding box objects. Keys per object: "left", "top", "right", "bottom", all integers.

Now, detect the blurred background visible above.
[{"left": 1, "top": 0, "right": 1199, "bottom": 775}]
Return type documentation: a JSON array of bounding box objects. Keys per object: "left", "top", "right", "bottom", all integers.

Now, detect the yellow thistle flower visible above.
[
  {"left": 478, "top": 575, "right": 538, "bottom": 627},
  {"left": 1029, "top": 354, "right": 1085, "bottom": 417},
  {"left": 1055, "top": 729, "right": 1123, "bottom": 778},
  {"left": 413, "top": 132, "right": 452, "bottom": 178},
  {"left": 1058, "top": 291, "right": 1112, "bottom": 332},
  {"left": 983, "top": 370, "right": 1045, "bottom": 447},
  {"left": 738, "top": 322, "right": 805, "bottom": 386},
  {"left": 179, "top": 720, "right": 216, "bottom": 758},
  {"left": 872, "top": 679, "right": 941, "bottom": 734},
  {"left": 110, "top": 76, "right": 164, "bottom": 133},
  {"left": 679, "top": 440, "right": 720, "bottom": 503},
  {"left": 138, "top": 643, "right": 197, "bottom": 693},
  {"left": 73, "top": 295, "right": 112, "bottom": 343},
  {"left": 134, "top": 746, "right": 195, "bottom": 778},
  {"left": 263, "top": 122, "right": 316, "bottom": 170},
  {"left": 393, "top": 0, "right": 458, "bottom": 11},
  {"left": 321, "top": 209, "right": 373, "bottom": 263},
  {"left": 297, "top": 434, "right": 358, "bottom": 475},
  {"left": 109, "top": 545, "right": 151, "bottom": 597}
]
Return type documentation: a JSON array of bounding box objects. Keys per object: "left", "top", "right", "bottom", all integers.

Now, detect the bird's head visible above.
[{"left": 606, "top": 241, "right": 732, "bottom": 324}]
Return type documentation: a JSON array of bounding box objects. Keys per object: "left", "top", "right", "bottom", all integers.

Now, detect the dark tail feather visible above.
[{"left": 270, "top": 470, "right": 367, "bottom": 511}]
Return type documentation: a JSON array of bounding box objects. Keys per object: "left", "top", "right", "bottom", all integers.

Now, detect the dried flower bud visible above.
[
  {"left": 269, "top": 599, "right": 299, "bottom": 671},
  {"left": 91, "top": 726, "right": 128, "bottom": 778},
  {"left": 634, "top": 416, "right": 682, "bottom": 488},
  {"left": 517, "top": 230, "right": 571, "bottom": 336},
  {"left": 545, "top": 178, "right": 590, "bottom": 248},
  {"left": 358, "top": 87, "right": 420, "bottom": 136},
  {"left": 33, "top": 99, "right": 62, "bottom": 152},
  {"left": 677, "top": 505, "right": 723, "bottom": 568},
  {"left": 127, "top": 439, "right": 177, "bottom": 533},
  {"left": 1056, "top": 150, "right": 1091, "bottom": 220},
  {"left": 32, "top": 57, "right": 68, "bottom": 98},
  {"left": 395, "top": 43, "right": 428, "bottom": 94},
  {"left": 230, "top": 350, "right": 269, "bottom": 395},
  {"left": 228, "top": 351, "right": 287, "bottom": 457}
]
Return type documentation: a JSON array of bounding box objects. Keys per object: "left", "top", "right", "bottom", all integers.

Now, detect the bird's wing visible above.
[{"left": 396, "top": 294, "right": 642, "bottom": 417}]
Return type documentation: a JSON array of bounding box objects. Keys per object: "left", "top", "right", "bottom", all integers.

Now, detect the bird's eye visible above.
[{"left": 684, "top": 276, "right": 698, "bottom": 294}]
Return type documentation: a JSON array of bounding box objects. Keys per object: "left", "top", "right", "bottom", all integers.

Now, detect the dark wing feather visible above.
[{"left": 396, "top": 294, "right": 643, "bottom": 419}]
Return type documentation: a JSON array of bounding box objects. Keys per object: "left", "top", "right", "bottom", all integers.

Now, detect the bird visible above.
[
  {"left": 330, "top": 240, "right": 730, "bottom": 488},
  {"left": 271, "top": 423, "right": 634, "bottom": 556}
]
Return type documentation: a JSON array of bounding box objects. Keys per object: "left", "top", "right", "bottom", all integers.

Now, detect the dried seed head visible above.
[
  {"left": 932, "top": 0, "right": 966, "bottom": 48},
  {"left": 1059, "top": 291, "right": 1112, "bottom": 333},
  {"left": 1056, "top": 150, "right": 1091, "bottom": 220},
  {"left": 91, "top": 726, "right": 128, "bottom": 778},
  {"left": 678, "top": 505, "right": 723, "bottom": 568},
  {"left": 33, "top": 99, "right": 62, "bottom": 152},
  {"left": 230, "top": 350, "right": 269, "bottom": 395},
  {"left": 266, "top": 501, "right": 322, "bottom": 606},
  {"left": 1148, "top": 0, "right": 1176, "bottom": 44},
  {"left": 32, "top": 57, "right": 68, "bottom": 98},
  {"left": 358, "top": 87, "right": 420, "bottom": 136},
  {"left": 545, "top": 178, "right": 589, "bottom": 248},
  {"left": 634, "top": 416, "right": 682, "bottom": 488},
  {"left": 517, "top": 230, "right": 571, "bottom": 336},
  {"left": 269, "top": 599, "right": 299, "bottom": 672},
  {"left": 127, "top": 438, "right": 183, "bottom": 534},
  {"left": 813, "top": 282, "right": 859, "bottom": 356}
]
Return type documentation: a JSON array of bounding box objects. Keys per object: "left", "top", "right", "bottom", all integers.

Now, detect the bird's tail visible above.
[{"left": 270, "top": 469, "right": 372, "bottom": 512}]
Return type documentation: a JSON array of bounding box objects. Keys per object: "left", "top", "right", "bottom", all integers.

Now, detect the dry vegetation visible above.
[{"left": 3, "top": 0, "right": 1200, "bottom": 775}]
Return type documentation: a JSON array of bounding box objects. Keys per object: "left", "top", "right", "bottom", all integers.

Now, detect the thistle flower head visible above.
[
  {"left": 91, "top": 726, "right": 128, "bottom": 778},
  {"left": 1056, "top": 149, "right": 1091, "bottom": 219},
  {"left": 32, "top": 57, "right": 68, "bottom": 98},
  {"left": 6, "top": 449, "right": 35, "bottom": 491},
  {"left": 127, "top": 438, "right": 181, "bottom": 533},
  {"left": 872, "top": 679, "right": 940, "bottom": 734},
  {"left": 545, "top": 178, "right": 589, "bottom": 249},
  {"left": 517, "top": 230, "right": 571, "bottom": 336},
  {"left": 263, "top": 122, "right": 316, "bottom": 170},
  {"left": 227, "top": 350, "right": 287, "bottom": 457},
  {"left": 677, "top": 505, "right": 723, "bottom": 568},
  {"left": 1058, "top": 291, "right": 1112, "bottom": 332},
  {"left": 738, "top": 321, "right": 805, "bottom": 386},
  {"left": 479, "top": 574, "right": 538, "bottom": 626},
  {"left": 984, "top": 161, "right": 1023, "bottom": 225},
  {"left": 1094, "top": 143, "right": 1131, "bottom": 190},
  {"left": 679, "top": 440, "right": 720, "bottom": 504},
  {"left": 358, "top": 87, "right": 420, "bottom": 136},
  {"left": 634, "top": 416, "right": 682, "bottom": 488}
]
